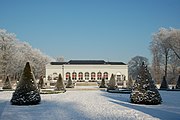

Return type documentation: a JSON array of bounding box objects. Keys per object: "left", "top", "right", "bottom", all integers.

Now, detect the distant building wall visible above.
[{"left": 45, "top": 60, "right": 128, "bottom": 86}]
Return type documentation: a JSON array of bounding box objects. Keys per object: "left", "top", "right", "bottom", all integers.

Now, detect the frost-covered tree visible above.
[
  {"left": 160, "top": 76, "right": 169, "bottom": 90},
  {"left": 10, "top": 62, "right": 41, "bottom": 105},
  {"left": 0, "top": 28, "right": 53, "bottom": 81},
  {"left": 66, "top": 76, "right": 74, "bottom": 88},
  {"left": 151, "top": 28, "right": 180, "bottom": 83},
  {"left": 55, "top": 74, "right": 66, "bottom": 92},
  {"left": 107, "top": 74, "right": 117, "bottom": 90},
  {"left": 2, "top": 76, "right": 12, "bottom": 90},
  {"left": 0, "top": 29, "right": 17, "bottom": 81},
  {"left": 128, "top": 56, "right": 149, "bottom": 80},
  {"left": 175, "top": 75, "right": 180, "bottom": 89},
  {"left": 130, "top": 62, "right": 162, "bottom": 105},
  {"left": 55, "top": 56, "right": 65, "bottom": 62},
  {"left": 99, "top": 78, "right": 107, "bottom": 88}
]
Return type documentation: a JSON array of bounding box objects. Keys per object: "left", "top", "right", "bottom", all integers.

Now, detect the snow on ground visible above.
[{"left": 0, "top": 90, "right": 180, "bottom": 120}]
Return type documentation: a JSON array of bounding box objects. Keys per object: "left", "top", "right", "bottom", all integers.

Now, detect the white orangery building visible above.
[{"left": 46, "top": 60, "right": 128, "bottom": 86}]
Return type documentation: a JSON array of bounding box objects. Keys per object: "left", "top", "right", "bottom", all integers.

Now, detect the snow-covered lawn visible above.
[{"left": 0, "top": 90, "right": 180, "bottom": 120}]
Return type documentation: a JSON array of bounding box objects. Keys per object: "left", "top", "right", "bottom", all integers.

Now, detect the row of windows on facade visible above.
[
  {"left": 65, "top": 72, "right": 108, "bottom": 80},
  {"left": 49, "top": 72, "right": 126, "bottom": 81}
]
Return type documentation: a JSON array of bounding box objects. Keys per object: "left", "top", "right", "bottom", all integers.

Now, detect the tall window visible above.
[
  {"left": 117, "top": 75, "right": 121, "bottom": 82},
  {"left": 91, "top": 72, "right": 96, "bottom": 80},
  {"left": 66, "top": 72, "right": 70, "bottom": 80},
  {"left": 103, "top": 72, "right": 108, "bottom": 80},
  {"left": 97, "top": 72, "right": 102, "bottom": 80},
  {"left": 72, "top": 72, "right": 77, "bottom": 80},
  {"left": 85, "top": 72, "right": 89, "bottom": 80},
  {"left": 78, "top": 72, "right": 83, "bottom": 80}
]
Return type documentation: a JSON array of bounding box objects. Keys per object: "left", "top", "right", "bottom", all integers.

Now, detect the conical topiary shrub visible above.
[
  {"left": 160, "top": 76, "right": 169, "bottom": 90},
  {"left": 176, "top": 75, "right": 180, "bottom": 89},
  {"left": 66, "top": 76, "right": 74, "bottom": 88},
  {"left": 99, "top": 78, "right": 107, "bottom": 88},
  {"left": 130, "top": 62, "right": 162, "bottom": 105},
  {"left": 107, "top": 74, "right": 117, "bottom": 91},
  {"left": 38, "top": 76, "right": 45, "bottom": 89},
  {"left": 55, "top": 74, "right": 66, "bottom": 92},
  {"left": 2, "top": 76, "right": 12, "bottom": 90},
  {"left": 10, "top": 62, "right": 41, "bottom": 105}
]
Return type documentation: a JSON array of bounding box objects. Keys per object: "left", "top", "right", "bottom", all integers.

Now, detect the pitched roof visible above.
[
  {"left": 68, "top": 60, "right": 106, "bottom": 64},
  {"left": 50, "top": 62, "right": 66, "bottom": 65},
  {"left": 106, "top": 62, "right": 126, "bottom": 65},
  {"left": 50, "top": 60, "right": 126, "bottom": 65}
]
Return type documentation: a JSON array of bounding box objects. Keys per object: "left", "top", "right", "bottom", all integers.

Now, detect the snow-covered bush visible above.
[
  {"left": 107, "top": 74, "right": 117, "bottom": 90},
  {"left": 10, "top": 62, "right": 41, "bottom": 105},
  {"left": 55, "top": 74, "right": 66, "bottom": 92},
  {"left": 130, "top": 62, "right": 162, "bottom": 105},
  {"left": 160, "top": 76, "right": 169, "bottom": 90},
  {"left": 2, "top": 76, "right": 12, "bottom": 90},
  {"left": 99, "top": 78, "right": 107, "bottom": 88}
]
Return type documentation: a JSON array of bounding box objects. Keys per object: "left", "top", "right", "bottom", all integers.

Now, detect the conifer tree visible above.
[
  {"left": 130, "top": 62, "right": 162, "bottom": 105},
  {"left": 2, "top": 76, "right": 12, "bottom": 90},
  {"left": 107, "top": 74, "right": 117, "bottom": 90},
  {"left": 55, "top": 74, "right": 66, "bottom": 92},
  {"left": 66, "top": 76, "right": 74, "bottom": 88},
  {"left": 10, "top": 62, "right": 41, "bottom": 105},
  {"left": 176, "top": 75, "right": 180, "bottom": 89},
  {"left": 99, "top": 78, "right": 107, "bottom": 88},
  {"left": 160, "top": 76, "right": 169, "bottom": 90}
]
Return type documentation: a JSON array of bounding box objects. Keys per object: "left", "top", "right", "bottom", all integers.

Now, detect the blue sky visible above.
[{"left": 0, "top": 0, "right": 180, "bottom": 63}]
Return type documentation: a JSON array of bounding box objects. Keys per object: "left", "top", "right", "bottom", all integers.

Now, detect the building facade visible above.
[{"left": 46, "top": 60, "right": 128, "bottom": 86}]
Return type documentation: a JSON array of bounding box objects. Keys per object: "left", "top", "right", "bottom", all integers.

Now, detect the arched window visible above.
[
  {"left": 66, "top": 72, "right": 70, "bottom": 80},
  {"left": 72, "top": 72, "right": 77, "bottom": 80},
  {"left": 78, "top": 72, "right": 83, "bottom": 80},
  {"left": 53, "top": 72, "right": 58, "bottom": 80},
  {"left": 117, "top": 75, "right": 121, "bottom": 81},
  {"left": 97, "top": 72, "right": 102, "bottom": 80},
  {"left": 85, "top": 72, "right": 89, "bottom": 80},
  {"left": 103, "top": 72, "right": 108, "bottom": 80},
  {"left": 91, "top": 72, "right": 96, "bottom": 80},
  {"left": 53, "top": 72, "right": 57, "bottom": 75}
]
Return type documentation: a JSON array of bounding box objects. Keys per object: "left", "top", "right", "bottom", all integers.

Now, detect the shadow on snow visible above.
[
  {"left": 101, "top": 91, "right": 180, "bottom": 120},
  {"left": 0, "top": 99, "right": 91, "bottom": 120}
]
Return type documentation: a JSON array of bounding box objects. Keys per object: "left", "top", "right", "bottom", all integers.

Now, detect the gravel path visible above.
[{"left": 0, "top": 91, "right": 159, "bottom": 120}]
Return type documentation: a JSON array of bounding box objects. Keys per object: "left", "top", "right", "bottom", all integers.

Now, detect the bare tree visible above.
[
  {"left": 151, "top": 27, "right": 180, "bottom": 84},
  {"left": 167, "top": 28, "right": 180, "bottom": 60},
  {"left": 152, "top": 28, "right": 172, "bottom": 80},
  {"left": 55, "top": 56, "right": 65, "bottom": 62},
  {"left": 128, "top": 56, "right": 149, "bottom": 80},
  {"left": 150, "top": 44, "right": 162, "bottom": 84},
  {"left": 0, "top": 29, "right": 17, "bottom": 81},
  {"left": 0, "top": 28, "right": 53, "bottom": 81}
]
